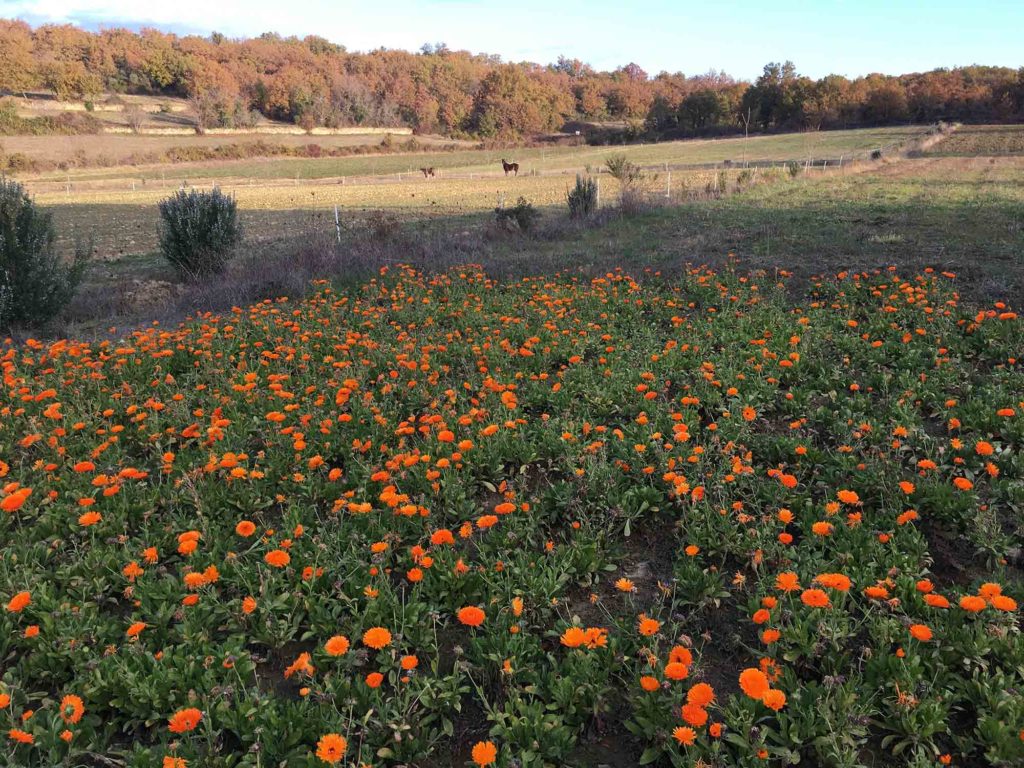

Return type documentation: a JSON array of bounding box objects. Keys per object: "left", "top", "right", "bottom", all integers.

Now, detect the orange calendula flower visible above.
[
  {"left": 761, "top": 688, "right": 787, "bottom": 710},
  {"left": 264, "top": 549, "right": 290, "bottom": 568},
  {"left": 8, "top": 728, "right": 33, "bottom": 744},
  {"left": 637, "top": 616, "right": 661, "bottom": 636},
  {"left": 800, "top": 588, "right": 830, "bottom": 608},
  {"left": 739, "top": 668, "right": 770, "bottom": 700},
  {"left": 471, "top": 740, "right": 498, "bottom": 766},
  {"left": 775, "top": 572, "right": 800, "bottom": 592},
  {"left": 315, "top": 733, "right": 347, "bottom": 764},
  {"left": 6, "top": 591, "right": 30, "bottom": 613},
  {"left": 235, "top": 520, "right": 256, "bottom": 537},
  {"left": 639, "top": 676, "right": 660, "bottom": 692},
  {"left": 836, "top": 489, "right": 859, "bottom": 504},
  {"left": 457, "top": 606, "right": 486, "bottom": 627},
  {"left": 60, "top": 694, "right": 84, "bottom": 724},
  {"left": 561, "top": 626, "right": 586, "bottom": 648},
  {"left": 362, "top": 626, "right": 392, "bottom": 649},
  {"left": 672, "top": 726, "right": 697, "bottom": 746},
  {"left": 909, "top": 624, "right": 933, "bottom": 642},
  {"left": 324, "top": 635, "right": 350, "bottom": 656},
  {"left": 167, "top": 707, "right": 202, "bottom": 733},
  {"left": 687, "top": 682, "right": 715, "bottom": 707}
]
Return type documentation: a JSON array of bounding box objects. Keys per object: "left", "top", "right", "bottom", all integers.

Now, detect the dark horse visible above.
[
  {"left": 501, "top": 159, "right": 519, "bottom": 176},
  {"left": 420, "top": 167, "right": 435, "bottom": 178}
]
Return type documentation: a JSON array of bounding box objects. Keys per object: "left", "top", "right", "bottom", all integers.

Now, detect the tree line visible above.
[{"left": 1, "top": 20, "right": 1022, "bottom": 138}]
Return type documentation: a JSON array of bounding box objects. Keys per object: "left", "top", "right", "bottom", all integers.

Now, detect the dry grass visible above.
[
  {"left": 922, "top": 124, "right": 1024, "bottom": 156},
  {"left": 2, "top": 131, "right": 463, "bottom": 167}
]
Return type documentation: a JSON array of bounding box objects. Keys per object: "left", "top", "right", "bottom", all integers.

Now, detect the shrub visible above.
[
  {"left": 494, "top": 197, "right": 539, "bottom": 232},
  {"left": 0, "top": 178, "right": 86, "bottom": 327},
  {"left": 566, "top": 175, "right": 598, "bottom": 219},
  {"left": 158, "top": 188, "right": 242, "bottom": 280},
  {"left": 604, "top": 154, "right": 645, "bottom": 187}
]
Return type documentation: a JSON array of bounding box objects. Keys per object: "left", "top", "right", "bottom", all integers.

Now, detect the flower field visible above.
[{"left": 1, "top": 264, "right": 1022, "bottom": 767}]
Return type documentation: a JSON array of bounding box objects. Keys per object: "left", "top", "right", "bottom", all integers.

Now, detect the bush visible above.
[
  {"left": 0, "top": 178, "right": 86, "bottom": 327},
  {"left": 158, "top": 188, "right": 242, "bottom": 280},
  {"left": 566, "top": 174, "right": 598, "bottom": 219},
  {"left": 494, "top": 197, "right": 540, "bottom": 233},
  {"left": 604, "top": 154, "right": 646, "bottom": 187}
]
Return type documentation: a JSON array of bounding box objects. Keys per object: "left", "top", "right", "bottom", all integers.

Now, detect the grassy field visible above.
[
  {"left": 24, "top": 126, "right": 923, "bottom": 184},
  {"left": 502, "top": 156, "right": 1024, "bottom": 300},
  {"left": 2, "top": 131, "right": 465, "bottom": 167},
  {"left": 22, "top": 124, "right": 933, "bottom": 266},
  {"left": 921, "top": 124, "right": 1024, "bottom": 156}
]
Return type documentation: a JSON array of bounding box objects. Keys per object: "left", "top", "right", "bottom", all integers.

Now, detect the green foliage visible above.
[
  {"left": 157, "top": 188, "right": 242, "bottom": 279},
  {"left": 605, "top": 154, "right": 646, "bottom": 187},
  {"left": 0, "top": 177, "right": 86, "bottom": 327},
  {"left": 566, "top": 174, "right": 598, "bottom": 218},
  {"left": 494, "top": 196, "right": 540, "bottom": 232}
]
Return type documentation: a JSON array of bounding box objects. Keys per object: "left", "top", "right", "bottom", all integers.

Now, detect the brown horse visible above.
[
  {"left": 420, "top": 167, "right": 435, "bottom": 178},
  {"left": 501, "top": 159, "right": 519, "bottom": 176}
]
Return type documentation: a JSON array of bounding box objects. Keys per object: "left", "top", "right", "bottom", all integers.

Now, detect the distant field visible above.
[
  {"left": 922, "top": 124, "right": 1024, "bottom": 156},
  {"left": 486, "top": 155, "right": 1024, "bottom": 301},
  {"left": 3, "top": 131, "right": 465, "bottom": 167},
  {"left": 25, "top": 126, "right": 923, "bottom": 184}
]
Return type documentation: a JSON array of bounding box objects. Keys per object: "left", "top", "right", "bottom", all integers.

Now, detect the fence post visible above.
[
  {"left": 666, "top": 171, "right": 671, "bottom": 200},
  {"left": 334, "top": 205, "right": 341, "bottom": 244},
  {"left": 596, "top": 178, "right": 601, "bottom": 208}
]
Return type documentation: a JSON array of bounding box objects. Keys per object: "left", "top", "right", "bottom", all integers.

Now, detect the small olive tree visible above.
[
  {"left": 0, "top": 178, "right": 86, "bottom": 327},
  {"left": 158, "top": 188, "right": 242, "bottom": 280}
]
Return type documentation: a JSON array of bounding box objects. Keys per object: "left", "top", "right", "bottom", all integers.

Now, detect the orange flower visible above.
[
  {"left": 126, "top": 621, "right": 146, "bottom": 638},
  {"left": 681, "top": 703, "right": 708, "bottom": 727},
  {"left": 959, "top": 595, "right": 986, "bottom": 612},
  {"left": 800, "top": 588, "right": 830, "bottom": 608},
  {"left": 235, "top": 520, "right": 256, "bottom": 537},
  {"left": 672, "top": 726, "right": 696, "bottom": 746},
  {"left": 315, "top": 733, "right": 347, "bottom": 764},
  {"left": 909, "top": 624, "right": 933, "bottom": 642},
  {"left": 6, "top": 591, "right": 30, "bottom": 613},
  {"left": 365, "top": 672, "right": 384, "bottom": 688},
  {"left": 324, "top": 635, "right": 350, "bottom": 656},
  {"left": 814, "top": 573, "right": 852, "bottom": 592},
  {"left": 952, "top": 477, "right": 974, "bottom": 491},
  {"left": 167, "top": 707, "right": 202, "bottom": 733},
  {"left": 457, "top": 606, "right": 486, "bottom": 627},
  {"left": 59, "top": 694, "right": 84, "bottom": 724},
  {"left": 639, "top": 676, "right": 660, "bottom": 692},
  {"left": 471, "top": 740, "right": 498, "bottom": 766},
  {"left": 8, "top": 728, "right": 33, "bottom": 744},
  {"left": 241, "top": 596, "right": 257, "bottom": 614},
  {"left": 739, "top": 668, "right": 770, "bottom": 700},
  {"left": 264, "top": 550, "right": 290, "bottom": 568},
  {"left": 775, "top": 572, "right": 800, "bottom": 592},
  {"left": 362, "top": 626, "right": 392, "bottom": 649},
  {"left": 400, "top": 654, "right": 418, "bottom": 670},
  {"left": 687, "top": 682, "right": 715, "bottom": 707},
  {"left": 811, "top": 521, "right": 834, "bottom": 537},
  {"left": 664, "top": 662, "right": 690, "bottom": 681},
  {"left": 615, "top": 578, "right": 635, "bottom": 593},
  {"left": 761, "top": 689, "right": 787, "bottom": 710},
  {"left": 78, "top": 511, "right": 102, "bottom": 526},
  {"left": 837, "top": 489, "right": 859, "bottom": 504},
  {"left": 638, "top": 616, "right": 661, "bottom": 636},
  {"left": 560, "top": 627, "right": 586, "bottom": 648},
  {"left": 284, "top": 652, "right": 314, "bottom": 679}
]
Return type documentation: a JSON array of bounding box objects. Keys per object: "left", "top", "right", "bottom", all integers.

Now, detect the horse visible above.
[
  {"left": 420, "top": 167, "right": 435, "bottom": 178},
  {"left": 501, "top": 159, "right": 519, "bottom": 177}
]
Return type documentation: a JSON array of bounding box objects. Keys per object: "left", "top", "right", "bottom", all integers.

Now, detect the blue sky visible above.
[{"left": 4, "top": 0, "right": 1022, "bottom": 79}]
